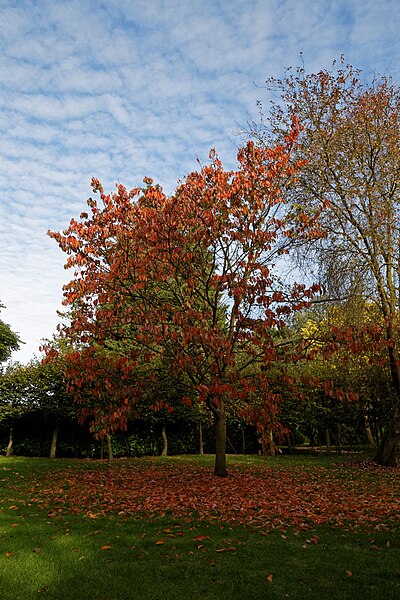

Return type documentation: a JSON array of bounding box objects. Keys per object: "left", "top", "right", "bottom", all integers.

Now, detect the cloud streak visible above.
[{"left": 1, "top": 0, "right": 400, "bottom": 362}]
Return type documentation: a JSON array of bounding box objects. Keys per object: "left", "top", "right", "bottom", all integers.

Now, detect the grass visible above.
[{"left": 1, "top": 453, "right": 400, "bottom": 599}]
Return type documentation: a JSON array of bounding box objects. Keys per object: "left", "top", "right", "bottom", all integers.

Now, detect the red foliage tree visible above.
[{"left": 48, "top": 121, "right": 322, "bottom": 475}]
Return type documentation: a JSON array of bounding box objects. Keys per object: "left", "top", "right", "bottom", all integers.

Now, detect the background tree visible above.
[
  {"left": 0, "top": 362, "right": 32, "bottom": 455},
  {"left": 0, "top": 358, "right": 77, "bottom": 458},
  {"left": 0, "top": 304, "right": 20, "bottom": 362},
  {"left": 32, "top": 359, "right": 78, "bottom": 458},
  {"left": 256, "top": 58, "right": 400, "bottom": 465},
  {"left": 49, "top": 127, "right": 323, "bottom": 476}
]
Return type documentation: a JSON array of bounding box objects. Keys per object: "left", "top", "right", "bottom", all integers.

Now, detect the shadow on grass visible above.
[{"left": 1, "top": 510, "right": 400, "bottom": 600}]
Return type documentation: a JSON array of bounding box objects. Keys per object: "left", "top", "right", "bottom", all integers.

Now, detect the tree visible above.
[
  {"left": 0, "top": 356, "right": 78, "bottom": 458},
  {"left": 0, "top": 362, "right": 32, "bottom": 455},
  {"left": 282, "top": 303, "right": 390, "bottom": 449},
  {"left": 0, "top": 304, "right": 20, "bottom": 362},
  {"left": 32, "top": 358, "right": 78, "bottom": 458},
  {"left": 258, "top": 58, "right": 400, "bottom": 465},
  {"left": 49, "top": 126, "right": 322, "bottom": 475}
]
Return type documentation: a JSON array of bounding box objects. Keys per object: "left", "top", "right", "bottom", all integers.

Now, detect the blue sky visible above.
[{"left": 1, "top": 0, "right": 400, "bottom": 363}]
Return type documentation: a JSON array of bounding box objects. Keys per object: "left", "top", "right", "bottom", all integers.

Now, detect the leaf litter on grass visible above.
[{"left": 17, "top": 459, "right": 400, "bottom": 533}]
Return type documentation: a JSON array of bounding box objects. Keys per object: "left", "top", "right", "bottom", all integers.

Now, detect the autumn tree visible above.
[
  {"left": 257, "top": 58, "right": 400, "bottom": 465},
  {"left": 284, "top": 302, "right": 392, "bottom": 448},
  {"left": 49, "top": 124, "right": 322, "bottom": 476}
]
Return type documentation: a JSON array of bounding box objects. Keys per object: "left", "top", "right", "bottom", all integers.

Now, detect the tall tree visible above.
[
  {"left": 258, "top": 58, "right": 400, "bottom": 465},
  {"left": 49, "top": 127, "right": 322, "bottom": 475}
]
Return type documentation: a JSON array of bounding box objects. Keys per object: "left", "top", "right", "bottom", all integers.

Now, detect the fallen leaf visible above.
[
  {"left": 155, "top": 540, "right": 164, "bottom": 545},
  {"left": 32, "top": 547, "right": 42, "bottom": 554},
  {"left": 267, "top": 573, "right": 273, "bottom": 583},
  {"left": 346, "top": 570, "right": 353, "bottom": 577},
  {"left": 215, "top": 547, "right": 236, "bottom": 553},
  {"left": 5, "top": 552, "right": 13, "bottom": 557},
  {"left": 100, "top": 545, "right": 111, "bottom": 550}
]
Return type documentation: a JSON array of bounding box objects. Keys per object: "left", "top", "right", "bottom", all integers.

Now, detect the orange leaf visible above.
[
  {"left": 155, "top": 540, "right": 164, "bottom": 545},
  {"left": 267, "top": 574, "right": 273, "bottom": 583},
  {"left": 101, "top": 545, "right": 111, "bottom": 550},
  {"left": 346, "top": 570, "right": 353, "bottom": 577},
  {"left": 5, "top": 552, "right": 13, "bottom": 557}
]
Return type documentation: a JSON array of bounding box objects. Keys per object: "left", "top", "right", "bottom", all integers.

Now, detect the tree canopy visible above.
[
  {"left": 48, "top": 126, "right": 324, "bottom": 475},
  {"left": 0, "top": 305, "right": 20, "bottom": 363},
  {"left": 256, "top": 57, "right": 400, "bottom": 465}
]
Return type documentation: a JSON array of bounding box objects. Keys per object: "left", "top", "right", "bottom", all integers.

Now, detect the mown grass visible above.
[{"left": 1, "top": 454, "right": 400, "bottom": 599}]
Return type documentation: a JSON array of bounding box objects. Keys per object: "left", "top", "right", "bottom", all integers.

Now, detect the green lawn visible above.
[{"left": 1, "top": 454, "right": 399, "bottom": 599}]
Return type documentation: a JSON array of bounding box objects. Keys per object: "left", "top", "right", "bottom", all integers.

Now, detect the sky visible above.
[{"left": 1, "top": 0, "right": 400, "bottom": 364}]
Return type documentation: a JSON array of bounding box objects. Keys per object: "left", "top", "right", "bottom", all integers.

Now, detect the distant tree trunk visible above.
[
  {"left": 199, "top": 422, "right": 204, "bottom": 455},
  {"left": 50, "top": 422, "right": 60, "bottom": 459},
  {"left": 161, "top": 424, "right": 168, "bottom": 456},
  {"left": 260, "top": 430, "right": 278, "bottom": 456},
  {"left": 106, "top": 434, "right": 113, "bottom": 460},
  {"left": 100, "top": 437, "right": 104, "bottom": 460},
  {"left": 122, "top": 431, "right": 131, "bottom": 456},
  {"left": 6, "top": 423, "right": 13, "bottom": 457},
  {"left": 242, "top": 427, "right": 246, "bottom": 454},
  {"left": 364, "top": 414, "right": 375, "bottom": 446},
  {"left": 325, "top": 428, "right": 332, "bottom": 455}
]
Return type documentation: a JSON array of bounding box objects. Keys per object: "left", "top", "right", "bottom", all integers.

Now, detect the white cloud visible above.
[{"left": 1, "top": 0, "right": 400, "bottom": 363}]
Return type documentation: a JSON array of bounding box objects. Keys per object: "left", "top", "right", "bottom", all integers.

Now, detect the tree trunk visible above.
[
  {"left": 122, "top": 431, "right": 131, "bottom": 456},
  {"left": 50, "top": 422, "right": 60, "bottom": 459},
  {"left": 214, "top": 411, "right": 227, "bottom": 476},
  {"left": 6, "top": 423, "right": 13, "bottom": 457},
  {"left": 364, "top": 414, "right": 375, "bottom": 446},
  {"left": 325, "top": 427, "right": 332, "bottom": 455},
  {"left": 199, "top": 422, "right": 204, "bottom": 455},
  {"left": 242, "top": 427, "right": 246, "bottom": 454},
  {"left": 106, "top": 435, "right": 113, "bottom": 460},
  {"left": 374, "top": 424, "right": 400, "bottom": 466},
  {"left": 161, "top": 424, "right": 168, "bottom": 456},
  {"left": 376, "top": 343, "right": 400, "bottom": 465},
  {"left": 260, "top": 429, "right": 278, "bottom": 456}
]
